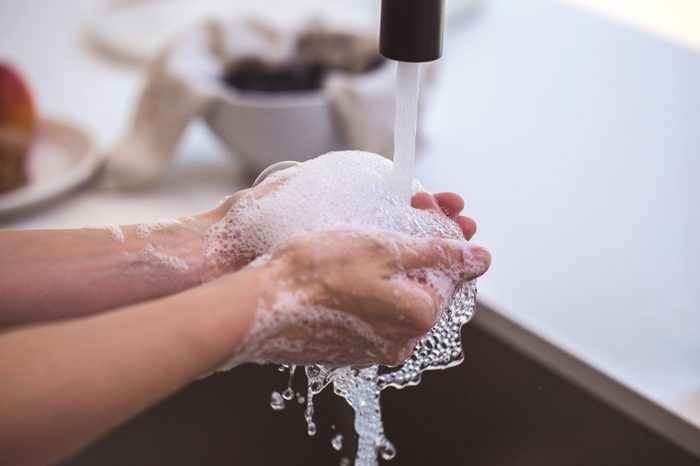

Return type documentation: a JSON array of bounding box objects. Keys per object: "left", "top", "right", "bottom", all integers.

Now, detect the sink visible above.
[{"left": 61, "top": 306, "right": 699, "bottom": 465}]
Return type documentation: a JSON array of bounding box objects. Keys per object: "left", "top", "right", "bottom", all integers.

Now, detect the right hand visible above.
[{"left": 233, "top": 230, "right": 490, "bottom": 367}]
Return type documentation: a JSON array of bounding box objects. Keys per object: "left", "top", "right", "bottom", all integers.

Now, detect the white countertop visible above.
[
  {"left": 1, "top": 0, "right": 698, "bottom": 457},
  {"left": 417, "top": 0, "right": 700, "bottom": 454}
]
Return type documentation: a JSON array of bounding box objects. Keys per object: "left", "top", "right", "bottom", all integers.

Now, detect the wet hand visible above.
[{"left": 233, "top": 230, "right": 490, "bottom": 367}]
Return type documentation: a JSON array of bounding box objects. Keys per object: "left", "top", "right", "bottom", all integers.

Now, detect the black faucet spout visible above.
[{"left": 379, "top": 0, "right": 445, "bottom": 63}]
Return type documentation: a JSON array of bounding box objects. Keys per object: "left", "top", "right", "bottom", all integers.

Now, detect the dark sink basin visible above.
[{"left": 61, "top": 307, "right": 699, "bottom": 466}]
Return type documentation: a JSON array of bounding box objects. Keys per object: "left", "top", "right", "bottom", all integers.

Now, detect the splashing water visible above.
[
  {"left": 269, "top": 391, "right": 285, "bottom": 411},
  {"left": 265, "top": 62, "right": 480, "bottom": 465},
  {"left": 332, "top": 433, "right": 344, "bottom": 451},
  {"left": 274, "top": 280, "right": 476, "bottom": 465}
]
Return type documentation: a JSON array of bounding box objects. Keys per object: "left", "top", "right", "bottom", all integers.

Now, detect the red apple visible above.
[
  {"left": 0, "top": 63, "right": 36, "bottom": 134},
  {"left": 0, "top": 63, "right": 36, "bottom": 192}
]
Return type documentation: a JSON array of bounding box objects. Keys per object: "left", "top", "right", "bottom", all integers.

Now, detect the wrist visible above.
[
  {"left": 178, "top": 259, "right": 287, "bottom": 370},
  {"left": 118, "top": 189, "right": 252, "bottom": 296},
  {"left": 117, "top": 215, "right": 220, "bottom": 292},
  {"left": 194, "top": 189, "right": 253, "bottom": 275}
]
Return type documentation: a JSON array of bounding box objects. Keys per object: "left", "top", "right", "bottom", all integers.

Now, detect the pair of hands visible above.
[
  {"left": 206, "top": 190, "right": 490, "bottom": 368},
  {"left": 0, "top": 185, "right": 488, "bottom": 466}
]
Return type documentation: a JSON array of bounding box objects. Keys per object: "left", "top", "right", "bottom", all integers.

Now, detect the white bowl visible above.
[
  {"left": 203, "top": 86, "right": 342, "bottom": 173},
  {"left": 164, "top": 22, "right": 396, "bottom": 174}
]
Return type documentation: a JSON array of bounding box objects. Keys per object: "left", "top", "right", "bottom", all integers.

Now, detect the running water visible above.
[
  {"left": 261, "top": 62, "right": 479, "bottom": 466},
  {"left": 391, "top": 62, "right": 422, "bottom": 202}
]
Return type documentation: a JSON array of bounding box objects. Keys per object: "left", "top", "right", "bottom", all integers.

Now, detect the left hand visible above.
[{"left": 199, "top": 188, "right": 479, "bottom": 275}]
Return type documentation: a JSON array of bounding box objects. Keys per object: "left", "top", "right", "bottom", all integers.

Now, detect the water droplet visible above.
[
  {"left": 307, "top": 422, "right": 317, "bottom": 436},
  {"left": 270, "top": 391, "right": 285, "bottom": 411},
  {"left": 379, "top": 439, "right": 396, "bottom": 460},
  {"left": 306, "top": 365, "right": 321, "bottom": 377},
  {"left": 282, "top": 388, "right": 294, "bottom": 401},
  {"left": 339, "top": 458, "right": 351, "bottom": 466},
  {"left": 331, "top": 433, "right": 343, "bottom": 451}
]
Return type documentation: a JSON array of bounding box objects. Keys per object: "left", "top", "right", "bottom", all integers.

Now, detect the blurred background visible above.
[{"left": 0, "top": 0, "right": 699, "bottom": 464}]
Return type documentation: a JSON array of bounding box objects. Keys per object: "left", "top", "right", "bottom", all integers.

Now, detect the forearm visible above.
[
  {"left": 0, "top": 266, "right": 268, "bottom": 466},
  {"left": 0, "top": 213, "right": 227, "bottom": 327}
]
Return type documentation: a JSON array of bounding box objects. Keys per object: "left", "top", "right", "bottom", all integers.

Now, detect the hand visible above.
[
  {"left": 229, "top": 230, "right": 490, "bottom": 367},
  {"left": 202, "top": 188, "right": 479, "bottom": 274}
]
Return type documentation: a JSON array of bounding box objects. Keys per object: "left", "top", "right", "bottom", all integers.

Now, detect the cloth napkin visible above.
[{"left": 99, "top": 18, "right": 403, "bottom": 190}]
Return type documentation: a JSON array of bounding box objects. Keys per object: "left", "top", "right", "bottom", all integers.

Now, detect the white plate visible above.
[
  {"left": 86, "top": 0, "right": 479, "bottom": 64},
  {"left": 0, "top": 118, "right": 102, "bottom": 215}
]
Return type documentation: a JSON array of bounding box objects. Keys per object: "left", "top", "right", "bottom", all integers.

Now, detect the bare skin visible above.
[
  {"left": 0, "top": 217, "right": 221, "bottom": 326},
  {"left": 0, "top": 191, "right": 476, "bottom": 327},
  {"left": 0, "top": 191, "right": 489, "bottom": 466},
  {"left": 234, "top": 230, "right": 489, "bottom": 367}
]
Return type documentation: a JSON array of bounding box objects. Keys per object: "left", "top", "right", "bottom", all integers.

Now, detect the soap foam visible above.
[
  {"left": 86, "top": 224, "right": 125, "bottom": 243},
  {"left": 206, "top": 150, "right": 463, "bottom": 265},
  {"left": 138, "top": 243, "right": 189, "bottom": 273},
  {"left": 136, "top": 219, "right": 182, "bottom": 239}
]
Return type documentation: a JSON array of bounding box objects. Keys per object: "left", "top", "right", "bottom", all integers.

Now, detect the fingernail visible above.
[{"left": 470, "top": 245, "right": 491, "bottom": 267}]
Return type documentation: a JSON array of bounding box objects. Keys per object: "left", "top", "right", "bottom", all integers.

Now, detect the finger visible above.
[
  {"left": 433, "top": 192, "right": 464, "bottom": 217},
  {"left": 412, "top": 192, "right": 475, "bottom": 239},
  {"left": 380, "top": 342, "right": 417, "bottom": 367},
  {"left": 455, "top": 215, "right": 477, "bottom": 240},
  {"left": 397, "top": 236, "right": 491, "bottom": 281},
  {"left": 411, "top": 192, "right": 440, "bottom": 211}
]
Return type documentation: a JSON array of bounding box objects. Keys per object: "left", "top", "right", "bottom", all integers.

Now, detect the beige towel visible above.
[{"left": 99, "top": 19, "right": 407, "bottom": 190}]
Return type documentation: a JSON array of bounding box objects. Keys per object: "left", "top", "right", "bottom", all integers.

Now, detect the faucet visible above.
[{"left": 379, "top": 0, "right": 445, "bottom": 63}]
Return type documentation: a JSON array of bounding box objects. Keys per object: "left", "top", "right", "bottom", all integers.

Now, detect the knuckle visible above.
[
  {"left": 398, "top": 305, "right": 437, "bottom": 339},
  {"left": 413, "top": 308, "right": 437, "bottom": 335},
  {"left": 405, "top": 292, "right": 439, "bottom": 337}
]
